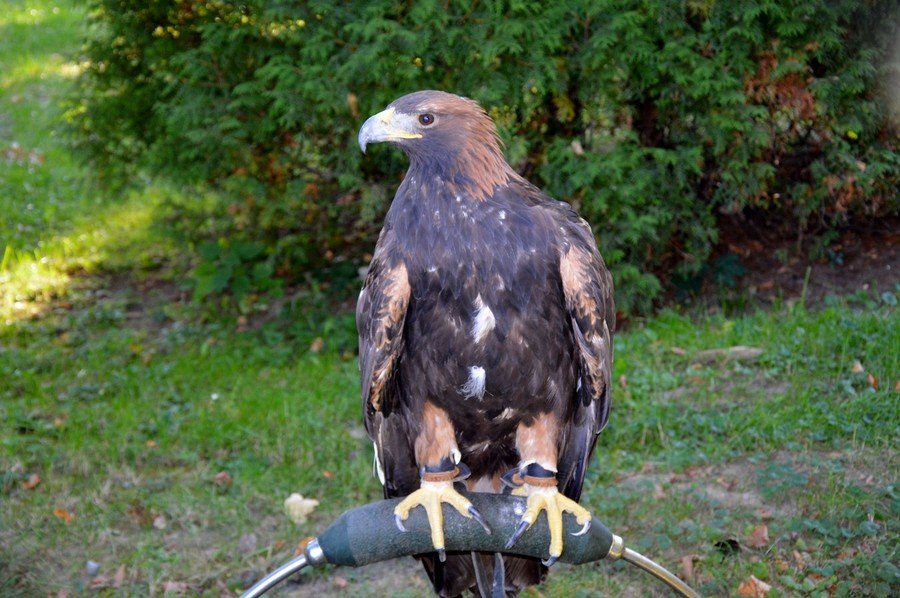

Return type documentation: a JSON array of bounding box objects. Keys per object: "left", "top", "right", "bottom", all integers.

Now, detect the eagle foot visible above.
[
  {"left": 503, "top": 478, "right": 592, "bottom": 566},
  {"left": 393, "top": 479, "right": 491, "bottom": 562}
]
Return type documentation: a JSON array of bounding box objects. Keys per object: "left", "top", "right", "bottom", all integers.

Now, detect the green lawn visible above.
[{"left": 1, "top": 2, "right": 898, "bottom": 596}]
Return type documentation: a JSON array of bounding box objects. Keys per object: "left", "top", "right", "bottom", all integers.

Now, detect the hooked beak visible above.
[{"left": 358, "top": 107, "right": 423, "bottom": 153}]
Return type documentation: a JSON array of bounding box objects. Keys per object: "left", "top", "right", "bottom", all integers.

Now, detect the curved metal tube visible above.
[
  {"left": 621, "top": 548, "right": 699, "bottom": 598},
  {"left": 242, "top": 553, "right": 308, "bottom": 598},
  {"left": 241, "top": 495, "right": 699, "bottom": 598}
]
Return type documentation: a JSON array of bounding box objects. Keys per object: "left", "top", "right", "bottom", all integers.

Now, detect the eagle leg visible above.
[
  {"left": 396, "top": 403, "right": 492, "bottom": 561},
  {"left": 393, "top": 467, "right": 491, "bottom": 562},
  {"left": 505, "top": 414, "right": 592, "bottom": 565}
]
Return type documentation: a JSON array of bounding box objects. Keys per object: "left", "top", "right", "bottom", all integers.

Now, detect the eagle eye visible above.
[{"left": 418, "top": 113, "right": 435, "bottom": 126}]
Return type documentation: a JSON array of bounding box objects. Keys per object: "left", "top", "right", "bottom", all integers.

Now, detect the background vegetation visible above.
[
  {"left": 70, "top": 0, "right": 899, "bottom": 314},
  {"left": 1, "top": 1, "right": 897, "bottom": 596}
]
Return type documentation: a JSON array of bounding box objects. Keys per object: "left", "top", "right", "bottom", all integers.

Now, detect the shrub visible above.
[{"left": 70, "top": 0, "right": 899, "bottom": 314}]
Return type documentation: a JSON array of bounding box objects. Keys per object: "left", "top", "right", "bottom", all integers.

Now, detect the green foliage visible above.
[
  {"left": 70, "top": 0, "right": 899, "bottom": 313},
  {"left": 192, "top": 239, "right": 279, "bottom": 302}
]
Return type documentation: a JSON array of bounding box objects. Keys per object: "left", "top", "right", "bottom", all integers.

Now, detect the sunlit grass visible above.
[{"left": 1, "top": 193, "right": 172, "bottom": 322}]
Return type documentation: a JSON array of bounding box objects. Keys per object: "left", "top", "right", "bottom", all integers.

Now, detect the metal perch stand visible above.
[{"left": 242, "top": 493, "right": 699, "bottom": 597}]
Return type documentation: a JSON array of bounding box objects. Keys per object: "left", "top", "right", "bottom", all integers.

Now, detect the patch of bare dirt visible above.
[
  {"left": 278, "top": 558, "right": 427, "bottom": 597},
  {"left": 718, "top": 215, "right": 899, "bottom": 306}
]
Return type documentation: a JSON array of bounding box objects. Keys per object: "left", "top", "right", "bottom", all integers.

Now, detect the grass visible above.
[{"left": 1, "top": 1, "right": 898, "bottom": 596}]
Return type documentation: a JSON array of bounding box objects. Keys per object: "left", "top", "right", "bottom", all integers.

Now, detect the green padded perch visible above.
[{"left": 242, "top": 493, "right": 699, "bottom": 597}]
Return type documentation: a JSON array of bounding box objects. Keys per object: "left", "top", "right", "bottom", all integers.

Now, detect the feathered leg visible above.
[
  {"left": 394, "top": 402, "right": 491, "bottom": 561},
  {"left": 505, "top": 412, "right": 591, "bottom": 565}
]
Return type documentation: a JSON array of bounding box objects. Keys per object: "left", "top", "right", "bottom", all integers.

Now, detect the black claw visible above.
[
  {"left": 542, "top": 555, "right": 559, "bottom": 567},
  {"left": 468, "top": 505, "right": 492, "bottom": 535},
  {"left": 437, "top": 548, "right": 446, "bottom": 563},
  {"left": 394, "top": 514, "right": 407, "bottom": 533},
  {"left": 505, "top": 520, "right": 530, "bottom": 549}
]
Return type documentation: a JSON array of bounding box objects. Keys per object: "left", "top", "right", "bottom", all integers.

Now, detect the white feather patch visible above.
[
  {"left": 460, "top": 366, "right": 487, "bottom": 400},
  {"left": 372, "top": 442, "right": 386, "bottom": 485},
  {"left": 471, "top": 295, "right": 496, "bottom": 343}
]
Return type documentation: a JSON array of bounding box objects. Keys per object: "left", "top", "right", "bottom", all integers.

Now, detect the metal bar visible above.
[
  {"left": 621, "top": 547, "right": 700, "bottom": 598},
  {"left": 241, "top": 553, "right": 308, "bottom": 598}
]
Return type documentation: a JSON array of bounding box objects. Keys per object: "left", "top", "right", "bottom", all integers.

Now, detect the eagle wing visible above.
[
  {"left": 556, "top": 215, "right": 615, "bottom": 501},
  {"left": 356, "top": 231, "right": 418, "bottom": 497}
]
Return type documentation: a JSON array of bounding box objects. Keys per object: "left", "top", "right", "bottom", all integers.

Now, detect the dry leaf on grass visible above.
[
  {"left": 153, "top": 514, "right": 167, "bottom": 529},
  {"left": 53, "top": 508, "right": 75, "bottom": 523},
  {"left": 851, "top": 360, "right": 864, "bottom": 373},
  {"left": 867, "top": 373, "right": 878, "bottom": 390},
  {"left": 295, "top": 536, "right": 314, "bottom": 556},
  {"left": 113, "top": 565, "right": 126, "bottom": 588},
  {"left": 737, "top": 575, "right": 772, "bottom": 597},
  {"left": 746, "top": 524, "right": 769, "bottom": 548},
  {"left": 214, "top": 470, "right": 233, "bottom": 488},
  {"left": 680, "top": 554, "right": 700, "bottom": 581},
  {"left": 21, "top": 473, "right": 41, "bottom": 490},
  {"left": 333, "top": 576, "right": 349, "bottom": 589},
  {"left": 284, "top": 493, "right": 319, "bottom": 524},
  {"left": 162, "top": 581, "right": 188, "bottom": 595}
]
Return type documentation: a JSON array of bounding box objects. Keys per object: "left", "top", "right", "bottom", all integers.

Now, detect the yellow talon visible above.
[
  {"left": 506, "top": 484, "right": 592, "bottom": 565},
  {"left": 394, "top": 480, "right": 489, "bottom": 560}
]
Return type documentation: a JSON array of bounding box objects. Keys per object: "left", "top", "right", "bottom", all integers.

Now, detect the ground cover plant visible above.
[{"left": 2, "top": 1, "right": 898, "bottom": 596}]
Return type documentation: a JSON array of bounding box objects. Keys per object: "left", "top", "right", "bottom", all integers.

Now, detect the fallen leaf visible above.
[
  {"left": 145, "top": 439, "right": 157, "bottom": 448},
  {"left": 793, "top": 549, "right": 807, "bottom": 570},
  {"left": 113, "top": 565, "right": 126, "bottom": 588},
  {"left": 851, "top": 360, "right": 864, "bottom": 373},
  {"left": 153, "top": 514, "right": 167, "bottom": 529},
  {"left": 618, "top": 374, "right": 627, "bottom": 389},
  {"left": 773, "top": 559, "right": 790, "bottom": 573},
  {"left": 309, "top": 337, "right": 324, "bottom": 353},
  {"left": 128, "top": 503, "right": 152, "bottom": 527},
  {"left": 272, "top": 539, "right": 286, "bottom": 551},
  {"left": 333, "top": 576, "right": 349, "bottom": 589},
  {"left": 716, "top": 476, "right": 736, "bottom": 491},
  {"left": 213, "top": 471, "right": 233, "bottom": 488},
  {"left": 737, "top": 575, "right": 771, "bottom": 597},
  {"left": 162, "top": 581, "right": 188, "bottom": 594},
  {"left": 295, "top": 536, "right": 314, "bottom": 556},
  {"left": 322, "top": 470, "right": 334, "bottom": 479},
  {"left": 894, "top": 380, "right": 899, "bottom": 391},
  {"left": 53, "top": 508, "right": 75, "bottom": 523},
  {"left": 670, "top": 346, "right": 687, "bottom": 356},
  {"left": 22, "top": 473, "right": 41, "bottom": 490},
  {"left": 652, "top": 483, "right": 666, "bottom": 499},
  {"left": 866, "top": 373, "right": 878, "bottom": 390},
  {"left": 284, "top": 493, "right": 319, "bottom": 524},
  {"left": 680, "top": 554, "right": 699, "bottom": 581},
  {"left": 747, "top": 524, "right": 769, "bottom": 548},
  {"left": 89, "top": 576, "right": 111, "bottom": 589}
]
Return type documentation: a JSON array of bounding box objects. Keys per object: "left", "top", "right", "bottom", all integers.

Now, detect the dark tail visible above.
[{"left": 420, "top": 552, "right": 546, "bottom": 597}]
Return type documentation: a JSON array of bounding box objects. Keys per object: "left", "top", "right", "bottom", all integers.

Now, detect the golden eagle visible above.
[{"left": 357, "top": 91, "right": 614, "bottom": 596}]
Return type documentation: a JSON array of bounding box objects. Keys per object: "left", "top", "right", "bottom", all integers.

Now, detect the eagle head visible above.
[{"left": 358, "top": 90, "right": 502, "bottom": 160}]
